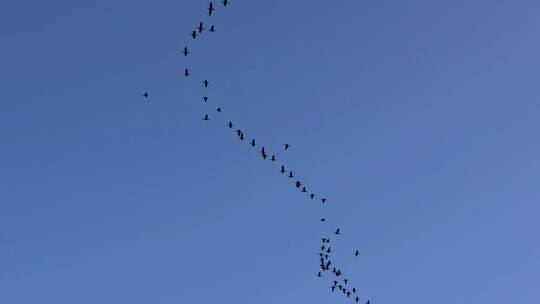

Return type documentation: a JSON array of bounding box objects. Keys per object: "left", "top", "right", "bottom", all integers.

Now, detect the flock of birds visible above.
[{"left": 143, "top": 2, "right": 371, "bottom": 303}]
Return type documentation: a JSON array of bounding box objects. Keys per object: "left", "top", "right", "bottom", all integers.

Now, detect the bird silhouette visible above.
[
  {"left": 204, "top": 80, "right": 209, "bottom": 87},
  {"left": 280, "top": 166, "right": 286, "bottom": 174},
  {"left": 222, "top": 0, "right": 229, "bottom": 6},
  {"left": 333, "top": 280, "right": 338, "bottom": 286},
  {"left": 283, "top": 144, "right": 290, "bottom": 150},
  {"left": 321, "top": 238, "right": 327, "bottom": 243},
  {"left": 317, "top": 272, "right": 322, "bottom": 278},
  {"left": 207, "top": 2, "right": 215, "bottom": 15},
  {"left": 202, "top": 96, "right": 208, "bottom": 102},
  {"left": 336, "top": 270, "right": 342, "bottom": 277},
  {"left": 250, "top": 139, "right": 256, "bottom": 147},
  {"left": 321, "top": 198, "right": 327, "bottom": 204},
  {"left": 142, "top": 92, "right": 149, "bottom": 98},
  {"left": 302, "top": 187, "right": 307, "bottom": 193},
  {"left": 326, "top": 260, "right": 331, "bottom": 269},
  {"left": 347, "top": 291, "right": 351, "bottom": 298},
  {"left": 321, "top": 245, "right": 325, "bottom": 251},
  {"left": 334, "top": 228, "right": 340, "bottom": 235},
  {"left": 239, "top": 133, "right": 245, "bottom": 140},
  {"left": 228, "top": 121, "right": 233, "bottom": 128},
  {"left": 331, "top": 286, "right": 336, "bottom": 292},
  {"left": 261, "top": 147, "right": 266, "bottom": 154},
  {"left": 310, "top": 193, "right": 315, "bottom": 199},
  {"left": 320, "top": 218, "right": 326, "bottom": 222},
  {"left": 209, "top": 25, "right": 216, "bottom": 32},
  {"left": 295, "top": 181, "right": 301, "bottom": 188},
  {"left": 184, "top": 68, "right": 190, "bottom": 77},
  {"left": 271, "top": 155, "right": 276, "bottom": 161},
  {"left": 327, "top": 247, "right": 331, "bottom": 253},
  {"left": 262, "top": 151, "right": 268, "bottom": 159},
  {"left": 344, "top": 279, "right": 349, "bottom": 285},
  {"left": 182, "top": 47, "right": 189, "bottom": 56},
  {"left": 355, "top": 297, "right": 360, "bottom": 303},
  {"left": 355, "top": 250, "right": 359, "bottom": 257},
  {"left": 352, "top": 287, "right": 357, "bottom": 293},
  {"left": 191, "top": 31, "right": 197, "bottom": 39},
  {"left": 288, "top": 171, "right": 294, "bottom": 178},
  {"left": 197, "top": 22, "right": 204, "bottom": 33},
  {"left": 236, "top": 129, "right": 242, "bottom": 136},
  {"left": 216, "top": 107, "right": 222, "bottom": 112},
  {"left": 203, "top": 114, "right": 210, "bottom": 121}
]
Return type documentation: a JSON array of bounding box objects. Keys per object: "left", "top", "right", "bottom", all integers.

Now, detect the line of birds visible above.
[{"left": 142, "top": 2, "right": 370, "bottom": 303}]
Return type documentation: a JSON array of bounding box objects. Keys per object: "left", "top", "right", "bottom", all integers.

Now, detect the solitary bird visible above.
[
  {"left": 191, "top": 31, "right": 197, "bottom": 39},
  {"left": 203, "top": 114, "right": 210, "bottom": 121},
  {"left": 355, "top": 250, "right": 359, "bottom": 257},
  {"left": 182, "top": 47, "right": 189, "bottom": 56},
  {"left": 321, "top": 198, "right": 327, "bottom": 204},
  {"left": 203, "top": 96, "right": 208, "bottom": 102},
  {"left": 227, "top": 121, "right": 233, "bottom": 128},
  {"left": 288, "top": 171, "right": 294, "bottom": 178},
  {"left": 207, "top": 2, "right": 215, "bottom": 15},
  {"left": 209, "top": 25, "right": 216, "bottom": 32},
  {"left": 197, "top": 22, "right": 204, "bottom": 33},
  {"left": 216, "top": 107, "right": 222, "bottom": 112},
  {"left": 283, "top": 144, "right": 290, "bottom": 150},
  {"left": 142, "top": 92, "right": 149, "bottom": 98},
  {"left": 320, "top": 218, "right": 326, "bottom": 222},
  {"left": 317, "top": 272, "right": 321, "bottom": 278},
  {"left": 204, "top": 80, "right": 209, "bottom": 87},
  {"left": 184, "top": 68, "right": 190, "bottom": 77},
  {"left": 222, "top": 0, "right": 229, "bottom": 6},
  {"left": 250, "top": 139, "right": 256, "bottom": 147},
  {"left": 334, "top": 228, "right": 341, "bottom": 235},
  {"left": 280, "top": 166, "right": 286, "bottom": 174}
]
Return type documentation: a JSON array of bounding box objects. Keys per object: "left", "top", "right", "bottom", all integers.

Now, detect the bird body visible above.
[{"left": 208, "top": 2, "right": 215, "bottom": 15}]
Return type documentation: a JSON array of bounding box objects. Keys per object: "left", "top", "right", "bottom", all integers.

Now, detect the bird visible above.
[
  {"left": 302, "top": 187, "right": 307, "bottom": 193},
  {"left": 338, "top": 285, "right": 343, "bottom": 290},
  {"left": 182, "top": 47, "right": 189, "bottom": 56},
  {"left": 331, "top": 286, "right": 335, "bottom": 292},
  {"left": 222, "top": 0, "right": 229, "bottom": 6},
  {"left": 326, "top": 260, "right": 331, "bottom": 269},
  {"left": 207, "top": 2, "right": 215, "bottom": 15},
  {"left": 310, "top": 193, "right": 315, "bottom": 199},
  {"left": 204, "top": 80, "right": 209, "bottom": 87},
  {"left": 261, "top": 147, "right": 266, "bottom": 155},
  {"left": 333, "top": 280, "right": 338, "bottom": 286},
  {"left": 283, "top": 144, "right": 290, "bottom": 150},
  {"left": 321, "top": 238, "right": 327, "bottom": 243},
  {"left": 317, "top": 272, "right": 322, "bottom": 278},
  {"left": 355, "top": 297, "right": 360, "bottom": 303},
  {"left": 366, "top": 301, "right": 371, "bottom": 304},
  {"left": 184, "top": 68, "right": 190, "bottom": 77},
  {"left": 209, "top": 25, "right": 216, "bottom": 32},
  {"left": 295, "top": 181, "right": 301, "bottom": 188},
  {"left": 191, "top": 31, "right": 197, "bottom": 39},
  {"left": 327, "top": 247, "right": 331, "bottom": 253},
  {"left": 320, "top": 218, "right": 326, "bottom": 222},
  {"left": 203, "top": 114, "right": 210, "bottom": 121},
  {"left": 197, "top": 22, "right": 204, "bottom": 33},
  {"left": 271, "top": 155, "right": 276, "bottom": 162},
  {"left": 321, "top": 198, "right": 327, "bottom": 204},
  {"left": 288, "top": 171, "right": 294, "bottom": 178},
  {"left": 355, "top": 250, "right": 359, "bottom": 257},
  {"left": 250, "top": 139, "right": 256, "bottom": 147},
  {"left": 142, "top": 92, "right": 149, "bottom": 98},
  {"left": 334, "top": 228, "right": 341, "bottom": 235},
  {"left": 321, "top": 245, "right": 325, "bottom": 251},
  {"left": 216, "top": 107, "right": 222, "bottom": 112},
  {"left": 202, "top": 96, "right": 209, "bottom": 102},
  {"left": 344, "top": 279, "right": 349, "bottom": 285},
  {"left": 239, "top": 133, "right": 245, "bottom": 140},
  {"left": 336, "top": 270, "right": 341, "bottom": 277},
  {"left": 236, "top": 129, "right": 242, "bottom": 136},
  {"left": 280, "top": 166, "right": 286, "bottom": 174},
  {"left": 227, "top": 121, "right": 233, "bottom": 128},
  {"left": 347, "top": 291, "right": 351, "bottom": 298},
  {"left": 262, "top": 152, "right": 268, "bottom": 159},
  {"left": 352, "top": 288, "right": 357, "bottom": 293}
]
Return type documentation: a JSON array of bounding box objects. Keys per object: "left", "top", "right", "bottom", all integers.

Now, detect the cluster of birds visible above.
[{"left": 142, "top": 2, "right": 370, "bottom": 303}]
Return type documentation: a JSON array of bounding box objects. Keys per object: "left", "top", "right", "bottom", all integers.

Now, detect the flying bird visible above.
[
  {"left": 288, "top": 171, "right": 294, "bottom": 178},
  {"left": 216, "top": 107, "right": 222, "bottom": 112},
  {"left": 182, "top": 47, "right": 189, "bottom": 56},
  {"left": 204, "top": 80, "right": 209, "bottom": 87},
  {"left": 203, "top": 96, "right": 208, "bottom": 102},
  {"left": 352, "top": 288, "right": 357, "bottom": 293},
  {"left": 333, "top": 280, "right": 338, "bottom": 286},
  {"left": 347, "top": 291, "right": 351, "bottom": 298},
  {"left": 184, "top": 68, "right": 190, "bottom": 77},
  {"left": 302, "top": 187, "right": 307, "bottom": 193},
  {"left": 334, "top": 228, "right": 340, "bottom": 235},
  {"left": 310, "top": 193, "right": 315, "bottom": 199},
  {"left": 317, "top": 272, "right": 322, "bottom": 278},
  {"left": 228, "top": 121, "right": 233, "bottom": 128},
  {"left": 280, "top": 166, "right": 286, "bottom": 174},
  {"left": 271, "top": 155, "right": 276, "bottom": 162},
  {"left": 236, "top": 129, "right": 242, "bottom": 136},
  {"left": 283, "top": 144, "right": 290, "bottom": 150},
  {"left": 321, "top": 198, "right": 327, "bottom": 204},
  {"left": 355, "top": 250, "right": 359, "bottom": 257},
  {"left": 222, "top": 0, "right": 229, "bottom": 6},
  {"left": 344, "top": 279, "right": 349, "bottom": 285},
  {"left": 250, "top": 139, "right": 256, "bottom": 147},
  {"left": 239, "top": 133, "right": 245, "bottom": 140},
  {"left": 209, "top": 25, "right": 216, "bottom": 32},
  {"left": 191, "top": 31, "right": 197, "bottom": 39},
  {"left": 320, "top": 218, "right": 326, "bottom": 222},
  {"left": 295, "top": 181, "right": 301, "bottom": 188},
  {"left": 142, "top": 92, "right": 149, "bottom": 98},
  {"left": 197, "top": 22, "right": 204, "bottom": 33},
  {"left": 331, "top": 286, "right": 336, "bottom": 292},
  {"left": 207, "top": 2, "right": 215, "bottom": 15},
  {"left": 355, "top": 297, "right": 360, "bottom": 303},
  {"left": 203, "top": 114, "right": 210, "bottom": 121}
]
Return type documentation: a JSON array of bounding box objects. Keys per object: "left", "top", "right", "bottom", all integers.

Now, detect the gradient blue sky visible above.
[{"left": 1, "top": 0, "right": 540, "bottom": 303}]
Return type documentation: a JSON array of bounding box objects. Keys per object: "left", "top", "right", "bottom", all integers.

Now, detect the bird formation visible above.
[{"left": 143, "top": 2, "right": 371, "bottom": 303}]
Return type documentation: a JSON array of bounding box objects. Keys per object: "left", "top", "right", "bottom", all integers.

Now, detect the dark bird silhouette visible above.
[
  {"left": 310, "top": 193, "right": 315, "bottom": 199},
  {"left": 321, "top": 198, "right": 327, "bottom": 204},
  {"left": 203, "top": 96, "right": 208, "bottom": 102},
  {"left": 262, "top": 151, "right": 268, "bottom": 159},
  {"left": 336, "top": 270, "right": 342, "bottom": 277},
  {"left": 317, "top": 272, "right": 322, "bottom": 277},
  {"left": 204, "top": 80, "right": 209, "bottom": 87},
  {"left": 182, "top": 47, "right": 189, "bottom": 56},
  {"left": 250, "top": 139, "right": 256, "bottom": 147},
  {"left": 228, "top": 121, "right": 233, "bottom": 128},
  {"left": 355, "top": 250, "right": 359, "bottom": 257},
  {"left": 271, "top": 155, "right": 276, "bottom": 161},
  {"left": 236, "top": 129, "right": 242, "bottom": 136},
  {"left": 283, "top": 143, "right": 290, "bottom": 150},
  {"left": 142, "top": 92, "right": 149, "bottom": 98},
  {"left": 334, "top": 228, "right": 340, "bottom": 235},
  {"left": 331, "top": 286, "right": 335, "bottom": 292},
  {"left": 333, "top": 280, "right": 338, "bottom": 286},
  {"left": 295, "top": 181, "right": 301, "bottom": 188},
  {"left": 197, "top": 22, "right": 204, "bottom": 33},
  {"left": 222, "top": 0, "right": 229, "bottom": 6},
  {"left": 327, "top": 247, "right": 331, "bottom": 253},
  {"left": 302, "top": 187, "right": 307, "bottom": 193},
  {"left": 280, "top": 166, "right": 286, "bottom": 174},
  {"left": 239, "top": 133, "right": 245, "bottom": 140},
  {"left": 367, "top": 301, "right": 371, "bottom": 304},
  {"left": 216, "top": 107, "right": 222, "bottom": 112},
  {"left": 209, "top": 25, "right": 216, "bottom": 32},
  {"left": 320, "top": 218, "right": 326, "bottom": 222},
  {"left": 326, "top": 260, "right": 331, "bottom": 269},
  {"left": 261, "top": 147, "right": 266, "bottom": 155},
  {"left": 184, "top": 68, "right": 190, "bottom": 77},
  {"left": 321, "top": 238, "right": 327, "bottom": 243},
  {"left": 207, "top": 2, "right": 215, "bottom": 15},
  {"left": 352, "top": 288, "right": 357, "bottom": 293},
  {"left": 347, "top": 291, "right": 351, "bottom": 298},
  {"left": 203, "top": 114, "right": 210, "bottom": 121},
  {"left": 288, "top": 171, "right": 294, "bottom": 178},
  {"left": 321, "top": 245, "right": 325, "bottom": 251},
  {"left": 344, "top": 279, "right": 349, "bottom": 285},
  {"left": 338, "top": 285, "right": 343, "bottom": 290},
  {"left": 325, "top": 254, "right": 329, "bottom": 259},
  {"left": 191, "top": 31, "right": 197, "bottom": 39},
  {"left": 355, "top": 297, "right": 360, "bottom": 303},
  {"left": 319, "top": 252, "right": 324, "bottom": 258}
]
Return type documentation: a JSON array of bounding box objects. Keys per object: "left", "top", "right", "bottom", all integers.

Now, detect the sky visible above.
[{"left": 1, "top": 0, "right": 540, "bottom": 303}]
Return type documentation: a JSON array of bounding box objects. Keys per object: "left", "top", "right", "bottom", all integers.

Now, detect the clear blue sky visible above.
[{"left": 1, "top": 0, "right": 539, "bottom": 303}]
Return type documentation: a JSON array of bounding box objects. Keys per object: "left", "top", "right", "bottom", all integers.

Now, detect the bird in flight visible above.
[
  {"left": 334, "top": 228, "right": 340, "bottom": 235},
  {"left": 203, "top": 96, "right": 209, "bottom": 102},
  {"left": 317, "top": 272, "right": 322, "bottom": 278},
  {"left": 288, "top": 171, "right": 294, "bottom": 178},
  {"left": 239, "top": 133, "right": 245, "bottom": 141},
  {"left": 236, "top": 129, "right": 242, "bottom": 136},
  {"left": 228, "top": 121, "right": 233, "bottom": 128},
  {"left": 182, "top": 47, "right": 189, "bottom": 56},
  {"left": 355, "top": 297, "right": 360, "bottom": 303},
  {"left": 191, "top": 31, "right": 198, "bottom": 39},
  {"left": 222, "top": 0, "right": 229, "bottom": 6},
  {"left": 203, "top": 114, "right": 210, "bottom": 121},
  {"left": 280, "top": 166, "right": 286, "bottom": 174},
  {"left": 271, "top": 155, "right": 276, "bottom": 162},
  {"left": 320, "top": 218, "right": 326, "bottom": 222},
  {"left": 331, "top": 286, "right": 336, "bottom": 292},
  {"left": 142, "top": 92, "right": 149, "bottom": 98},
  {"left": 344, "top": 279, "right": 349, "bottom": 285},
  {"left": 310, "top": 193, "right": 315, "bottom": 199},
  {"left": 352, "top": 287, "right": 357, "bottom": 293},
  {"left": 302, "top": 187, "right": 307, "bottom": 193},
  {"left": 250, "top": 139, "right": 256, "bottom": 147},
  {"left": 197, "top": 22, "right": 204, "bottom": 33},
  {"left": 321, "top": 198, "right": 327, "bottom": 204},
  {"left": 283, "top": 144, "right": 290, "bottom": 150},
  {"left": 209, "top": 25, "right": 216, "bottom": 32},
  {"left": 295, "top": 181, "right": 301, "bottom": 188},
  {"left": 184, "top": 68, "right": 190, "bottom": 77},
  {"left": 355, "top": 250, "right": 359, "bottom": 257},
  {"left": 216, "top": 107, "right": 222, "bottom": 112},
  {"left": 208, "top": 2, "right": 215, "bottom": 15},
  {"left": 204, "top": 80, "right": 209, "bottom": 87}
]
